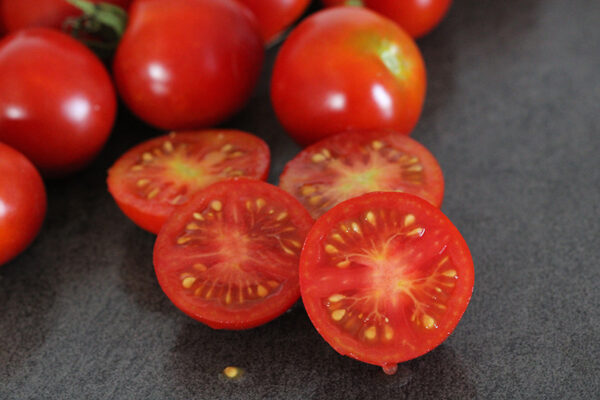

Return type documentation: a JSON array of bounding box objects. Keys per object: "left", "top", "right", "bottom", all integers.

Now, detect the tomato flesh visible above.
[
  {"left": 300, "top": 192, "right": 474, "bottom": 370},
  {"left": 279, "top": 131, "right": 444, "bottom": 218},
  {"left": 154, "top": 179, "right": 314, "bottom": 329},
  {"left": 107, "top": 130, "right": 270, "bottom": 234}
]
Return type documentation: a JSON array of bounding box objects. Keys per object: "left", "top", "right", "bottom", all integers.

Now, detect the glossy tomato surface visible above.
[
  {"left": 300, "top": 192, "right": 474, "bottom": 371},
  {"left": 237, "top": 0, "right": 310, "bottom": 43},
  {"left": 322, "top": 0, "right": 452, "bottom": 38},
  {"left": 279, "top": 130, "right": 444, "bottom": 218},
  {"left": 0, "top": 0, "right": 131, "bottom": 32},
  {"left": 271, "top": 7, "right": 426, "bottom": 146},
  {"left": 108, "top": 130, "right": 271, "bottom": 234},
  {"left": 154, "top": 179, "right": 314, "bottom": 329},
  {"left": 0, "top": 28, "right": 116, "bottom": 177},
  {"left": 113, "top": 0, "right": 264, "bottom": 130},
  {"left": 0, "top": 143, "right": 46, "bottom": 266}
]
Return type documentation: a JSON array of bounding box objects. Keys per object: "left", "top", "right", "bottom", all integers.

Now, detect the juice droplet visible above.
[{"left": 382, "top": 363, "right": 398, "bottom": 375}]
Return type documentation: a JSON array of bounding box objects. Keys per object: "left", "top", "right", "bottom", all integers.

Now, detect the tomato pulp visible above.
[
  {"left": 300, "top": 192, "right": 474, "bottom": 371},
  {"left": 271, "top": 7, "right": 426, "bottom": 146},
  {"left": 113, "top": 0, "right": 264, "bottom": 130},
  {"left": 154, "top": 179, "right": 314, "bottom": 329},
  {"left": 107, "top": 130, "right": 270, "bottom": 234},
  {"left": 0, "top": 143, "right": 47, "bottom": 266},
  {"left": 279, "top": 130, "right": 444, "bottom": 218},
  {"left": 0, "top": 28, "right": 116, "bottom": 176}
]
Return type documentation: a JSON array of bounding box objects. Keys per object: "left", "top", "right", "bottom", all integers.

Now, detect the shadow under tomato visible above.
[{"left": 163, "top": 300, "right": 475, "bottom": 400}]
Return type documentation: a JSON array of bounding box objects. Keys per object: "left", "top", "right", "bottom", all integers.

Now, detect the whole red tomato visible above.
[
  {"left": 0, "top": 143, "right": 46, "bottom": 266},
  {"left": 113, "top": 0, "right": 264, "bottom": 130},
  {"left": 0, "top": 0, "right": 131, "bottom": 33},
  {"left": 322, "top": 0, "right": 452, "bottom": 38},
  {"left": 0, "top": 28, "right": 117, "bottom": 176},
  {"left": 237, "top": 0, "right": 310, "bottom": 44},
  {"left": 271, "top": 7, "right": 426, "bottom": 146}
]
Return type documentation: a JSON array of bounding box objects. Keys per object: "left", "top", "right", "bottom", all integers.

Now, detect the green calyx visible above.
[
  {"left": 345, "top": 0, "right": 364, "bottom": 6},
  {"left": 64, "top": 0, "right": 128, "bottom": 59},
  {"left": 356, "top": 34, "right": 410, "bottom": 81}
]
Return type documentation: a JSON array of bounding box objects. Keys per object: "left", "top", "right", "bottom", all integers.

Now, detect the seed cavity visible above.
[{"left": 331, "top": 309, "right": 346, "bottom": 321}]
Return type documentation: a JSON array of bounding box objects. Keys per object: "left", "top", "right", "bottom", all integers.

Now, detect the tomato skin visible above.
[
  {"left": 0, "top": 0, "right": 131, "bottom": 33},
  {"left": 0, "top": 28, "right": 117, "bottom": 177},
  {"left": 154, "top": 178, "right": 314, "bottom": 329},
  {"left": 322, "top": 0, "right": 452, "bottom": 38},
  {"left": 236, "top": 0, "right": 310, "bottom": 43},
  {"left": 107, "top": 130, "right": 271, "bottom": 234},
  {"left": 271, "top": 7, "right": 426, "bottom": 146},
  {"left": 300, "top": 192, "right": 474, "bottom": 368},
  {"left": 113, "top": 0, "right": 264, "bottom": 130},
  {"left": 0, "top": 143, "right": 46, "bottom": 266}
]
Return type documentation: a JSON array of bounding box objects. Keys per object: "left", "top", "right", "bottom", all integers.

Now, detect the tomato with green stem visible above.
[
  {"left": 300, "top": 192, "right": 474, "bottom": 373},
  {"left": 107, "top": 130, "right": 271, "bottom": 234},
  {"left": 154, "top": 179, "right": 314, "bottom": 329}
]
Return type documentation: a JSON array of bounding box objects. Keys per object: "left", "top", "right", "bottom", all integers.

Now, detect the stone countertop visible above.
[{"left": 1, "top": 0, "right": 599, "bottom": 398}]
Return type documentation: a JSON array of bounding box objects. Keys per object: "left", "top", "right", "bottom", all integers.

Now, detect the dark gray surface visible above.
[{"left": 1, "top": 0, "right": 599, "bottom": 398}]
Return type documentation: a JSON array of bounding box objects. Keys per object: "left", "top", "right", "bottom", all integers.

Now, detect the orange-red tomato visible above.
[
  {"left": 322, "top": 0, "right": 452, "bottom": 38},
  {"left": 237, "top": 0, "right": 310, "bottom": 43},
  {"left": 271, "top": 7, "right": 426, "bottom": 146},
  {"left": 300, "top": 192, "right": 474, "bottom": 372},
  {"left": 154, "top": 179, "right": 314, "bottom": 329},
  {"left": 113, "top": 0, "right": 264, "bottom": 130},
  {"left": 0, "top": 143, "right": 46, "bottom": 266}
]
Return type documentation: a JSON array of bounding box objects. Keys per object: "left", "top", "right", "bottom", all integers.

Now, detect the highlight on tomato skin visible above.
[
  {"left": 279, "top": 130, "right": 444, "bottom": 219},
  {"left": 107, "top": 130, "right": 271, "bottom": 234},
  {"left": 299, "top": 192, "right": 474, "bottom": 372},
  {"left": 153, "top": 178, "right": 314, "bottom": 330}
]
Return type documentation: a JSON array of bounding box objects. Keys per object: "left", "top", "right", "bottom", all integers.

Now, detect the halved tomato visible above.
[
  {"left": 279, "top": 131, "right": 444, "bottom": 219},
  {"left": 154, "top": 179, "right": 314, "bottom": 329},
  {"left": 300, "top": 192, "right": 474, "bottom": 372},
  {"left": 107, "top": 130, "right": 270, "bottom": 234}
]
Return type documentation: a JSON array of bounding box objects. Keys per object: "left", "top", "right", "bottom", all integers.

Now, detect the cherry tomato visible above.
[
  {"left": 0, "top": 0, "right": 131, "bottom": 32},
  {"left": 154, "top": 179, "right": 314, "bottom": 329},
  {"left": 0, "top": 143, "right": 46, "bottom": 266},
  {"left": 271, "top": 7, "right": 426, "bottom": 146},
  {"left": 108, "top": 130, "right": 271, "bottom": 234},
  {"left": 279, "top": 130, "right": 444, "bottom": 218},
  {"left": 0, "top": 28, "right": 117, "bottom": 177},
  {"left": 237, "top": 0, "right": 310, "bottom": 44},
  {"left": 113, "top": 0, "right": 264, "bottom": 130},
  {"left": 322, "top": 0, "right": 452, "bottom": 38},
  {"left": 300, "top": 192, "right": 474, "bottom": 372}
]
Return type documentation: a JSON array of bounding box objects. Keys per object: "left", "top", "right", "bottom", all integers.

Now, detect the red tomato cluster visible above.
[{"left": 0, "top": 0, "right": 472, "bottom": 374}]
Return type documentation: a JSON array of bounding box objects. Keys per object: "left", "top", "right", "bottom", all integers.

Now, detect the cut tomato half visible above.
[
  {"left": 300, "top": 192, "right": 474, "bottom": 372},
  {"left": 153, "top": 178, "right": 314, "bottom": 329},
  {"left": 107, "top": 130, "right": 270, "bottom": 233},
  {"left": 279, "top": 130, "right": 444, "bottom": 219}
]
